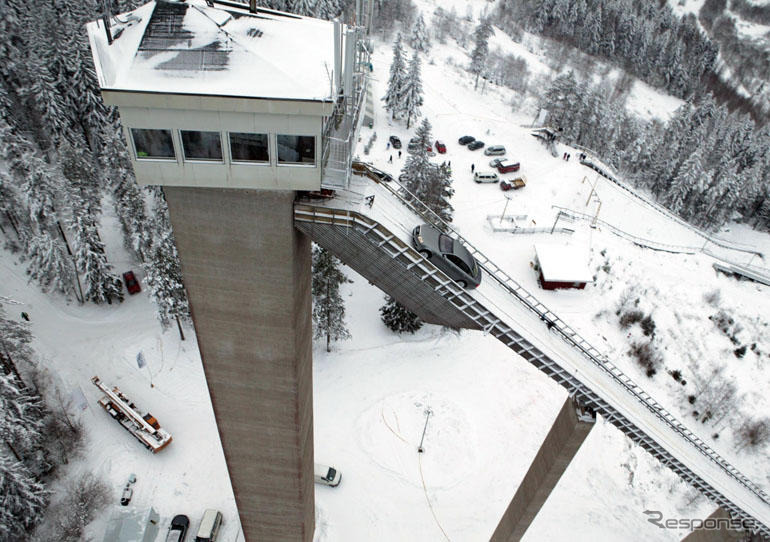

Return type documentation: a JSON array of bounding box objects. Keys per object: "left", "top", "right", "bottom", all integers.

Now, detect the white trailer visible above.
[{"left": 91, "top": 376, "right": 172, "bottom": 453}]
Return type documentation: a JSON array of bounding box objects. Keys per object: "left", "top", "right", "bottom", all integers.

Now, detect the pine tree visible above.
[
  {"left": 71, "top": 194, "right": 123, "bottom": 305},
  {"left": 380, "top": 297, "right": 423, "bottom": 333},
  {"left": 314, "top": 0, "right": 341, "bottom": 20},
  {"left": 666, "top": 148, "right": 705, "bottom": 215},
  {"left": 24, "top": 231, "right": 76, "bottom": 297},
  {"left": 400, "top": 51, "right": 424, "bottom": 129},
  {"left": 311, "top": 245, "right": 351, "bottom": 352},
  {"left": 0, "top": 453, "right": 48, "bottom": 540},
  {"left": 0, "top": 304, "right": 34, "bottom": 388},
  {"left": 288, "top": 0, "right": 316, "bottom": 17},
  {"left": 410, "top": 13, "right": 431, "bottom": 53},
  {"left": 470, "top": 18, "right": 493, "bottom": 90},
  {"left": 383, "top": 34, "right": 407, "bottom": 121},
  {"left": 0, "top": 372, "right": 46, "bottom": 462},
  {"left": 144, "top": 191, "right": 190, "bottom": 339},
  {"left": 401, "top": 119, "right": 455, "bottom": 225}
]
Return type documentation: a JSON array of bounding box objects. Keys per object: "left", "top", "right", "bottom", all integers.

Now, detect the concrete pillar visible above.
[
  {"left": 491, "top": 395, "right": 595, "bottom": 542},
  {"left": 681, "top": 508, "right": 746, "bottom": 542},
  {"left": 163, "top": 187, "right": 314, "bottom": 542}
]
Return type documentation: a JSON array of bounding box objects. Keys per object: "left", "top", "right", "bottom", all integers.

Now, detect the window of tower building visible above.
[
  {"left": 229, "top": 132, "right": 269, "bottom": 163},
  {"left": 181, "top": 130, "right": 223, "bottom": 161},
  {"left": 131, "top": 128, "right": 175, "bottom": 160},
  {"left": 276, "top": 135, "right": 315, "bottom": 165}
]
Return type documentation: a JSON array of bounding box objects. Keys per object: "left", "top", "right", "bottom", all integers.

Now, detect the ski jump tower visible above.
[{"left": 87, "top": 1, "right": 369, "bottom": 539}]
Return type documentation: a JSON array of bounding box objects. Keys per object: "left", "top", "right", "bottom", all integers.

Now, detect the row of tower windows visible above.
[{"left": 130, "top": 128, "right": 316, "bottom": 166}]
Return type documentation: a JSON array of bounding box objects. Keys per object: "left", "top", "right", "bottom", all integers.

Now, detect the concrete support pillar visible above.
[
  {"left": 163, "top": 187, "right": 314, "bottom": 542},
  {"left": 681, "top": 508, "right": 746, "bottom": 542},
  {"left": 491, "top": 395, "right": 596, "bottom": 542}
]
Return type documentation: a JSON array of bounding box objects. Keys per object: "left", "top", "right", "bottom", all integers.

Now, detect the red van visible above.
[{"left": 496, "top": 160, "right": 520, "bottom": 173}]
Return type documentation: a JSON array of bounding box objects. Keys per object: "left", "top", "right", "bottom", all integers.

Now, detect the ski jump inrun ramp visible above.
[{"left": 294, "top": 173, "right": 770, "bottom": 538}]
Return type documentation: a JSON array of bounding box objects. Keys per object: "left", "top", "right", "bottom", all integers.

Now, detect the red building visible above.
[{"left": 534, "top": 244, "right": 593, "bottom": 290}]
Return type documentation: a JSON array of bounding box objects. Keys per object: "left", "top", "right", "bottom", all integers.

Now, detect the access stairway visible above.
[{"left": 294, "top": 175, "right": 770, "bottom": 538}]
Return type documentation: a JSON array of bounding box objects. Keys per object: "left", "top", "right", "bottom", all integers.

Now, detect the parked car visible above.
[
  {"left": 166, "top": 515, "right": 190, "bottom": 542},
  {"left": 473, "top": 171, "right": 499, "bottom": 184},
  {"left": 123, "top": 271, "right": 141, "bottom": 295},
  {"left": 314, "top": 463, "right": 342, "bottom": 487},
  {"left": 458, "top": 135, "right": 475, "bottom": 145},
  {"left": 435, "top": 140, "right": 447, "bottom": 154},
  {"left": 484, "top": 145, "right": 506, "bottom": 156},
  {"left": 352, "top": 161, "right": 393, "bottom": 183},
  {"left": 120, "top": 484, "right": 133, "bottom": 506},
  {"left": 496, "top": 160, "right": 521, "bottom": 174},
  {"left": 467, "top": 140, "right": 485, "bottom": 151},
  {"left": 489, "top": 158, "right": 504, "bottom": 168},
  {"left": 195, "top": 509, "right": 223, "bottom": 542},
  {"left": 389, "top": 135, "right": 402, "bottom": 149},
  {"left": 412, "top": 224, "right": 482, "bottom": 289},
  {"left": 500, "top": 177, "right": 527, "bottom": 190}
]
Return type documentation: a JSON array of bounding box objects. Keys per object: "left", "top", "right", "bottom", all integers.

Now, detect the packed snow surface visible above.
[
  {"left": 9, "top": 2, "right": 770, "bottom": 541},
  {"left": 87, "top": 0, "right": 338, "bottom": 100}
]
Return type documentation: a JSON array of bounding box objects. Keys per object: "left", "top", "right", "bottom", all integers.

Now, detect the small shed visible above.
[
  {"left": 534, "top": 244, "right": 592, "bottom": 290},
  {"left": 103, "top": 507, "right": 160, "bottom": 542}
]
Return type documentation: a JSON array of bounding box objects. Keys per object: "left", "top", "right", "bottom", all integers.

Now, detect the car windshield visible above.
[{"left": 438, "top": 234, "right": 453, "bottom": 253}]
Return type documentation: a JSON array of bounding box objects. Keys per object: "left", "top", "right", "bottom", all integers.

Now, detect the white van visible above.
[
  {"left": 473, "top": 171, "right": 499, "bottom": 184},
  {"left": 195, "top": 509, "right": 223, "bottom": 542},
  {"left": 314, "top": 463, "right": 342, "bottom": 487}
]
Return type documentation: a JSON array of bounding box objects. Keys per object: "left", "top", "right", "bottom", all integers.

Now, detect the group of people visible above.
[{"left": 562, "top": 152, "right": 571, "bottom": 161}]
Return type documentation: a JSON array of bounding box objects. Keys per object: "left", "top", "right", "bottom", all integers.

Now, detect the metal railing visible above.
[
  {"left": 576, "top": 154, "right": 764, "bottom": 259},
  {"left": 304, "top": 176, "right": 770, "bottom": 535},
  {"left": 295, "top": 196, "right": 770, "bottom": 536}
]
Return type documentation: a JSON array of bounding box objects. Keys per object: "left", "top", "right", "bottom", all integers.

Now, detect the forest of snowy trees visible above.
[
  {"left": 540, "top": 72, "right": 770, "bottom": 230},
  {"left": 494, "top": 0, "right": 719, "bottom": 100},
  {"left": 0, "top": 0, "right": 193, "bottom": 334}
]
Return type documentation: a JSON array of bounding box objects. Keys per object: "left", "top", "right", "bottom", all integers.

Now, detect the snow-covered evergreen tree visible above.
[
  {"left": 666, "top": 147, "right": 705, "bottom": 215},
  {"left": 288, "top": 0, "right": 316, "bottom": 17},
  {"left": 0, "top": 372, "right": 46, "bottom": 462},
  {"left": 71, "top": 195, "right": 123, "bottom": 305},
  {"left": 383, "top": 34, "right": 407, "bottom": 121},
  {"left": 143, "top": 191, "right": 190, "bottom": 338},
  {"left": 314, "top": 0, "right": 341, "bottom": 19},
  {"left": 469, "top": 18, "right": 493, "bottom": 90},
  {"left": 380, "top": 296, "right": 423, "bottom": 333},
  {"left": 311, "top": 245, "right": 351, "bottom": 352},
  {"left": 400, "top": 51, "right": 424, "bottom": 129},
  {"left": 0, "top": 453, "right": 48, "bottom": 540},
  {"left": 410, "top": 13, "right": 431, "bottom": 53},
  {"left": 24, "top": 231, "right": 75, "bottom": 297},
  {"left": 401, "top": 119, "right": 455, "bottom": 225}
]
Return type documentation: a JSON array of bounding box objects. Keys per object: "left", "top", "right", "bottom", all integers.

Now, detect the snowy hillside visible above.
[{"left": 3, "top": 0, "right": 769, "bottom": 540}]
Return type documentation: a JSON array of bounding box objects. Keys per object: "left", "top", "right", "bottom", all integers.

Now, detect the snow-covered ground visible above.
[{"left": 5, "top": 3, "right": 770, "bottom": 541}]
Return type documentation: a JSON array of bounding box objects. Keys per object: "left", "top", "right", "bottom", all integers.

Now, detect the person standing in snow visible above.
[
  {"left": 389, "top": 155, "right": 393, "bottom": 163},
  {"left": 471, "top": 163, "right": 475, "bottom": 172},
  {"left": 398, "top": 150, "right": 402, "bottom": 158}
]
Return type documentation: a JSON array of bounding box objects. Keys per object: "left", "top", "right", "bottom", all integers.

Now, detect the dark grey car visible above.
[{"left": 412, "top": 224, "right": 482, "bottom": 289}]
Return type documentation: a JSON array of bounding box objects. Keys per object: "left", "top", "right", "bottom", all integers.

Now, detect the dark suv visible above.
[{"left": 412, "top": 224, "right": 482, "bottom": 289}]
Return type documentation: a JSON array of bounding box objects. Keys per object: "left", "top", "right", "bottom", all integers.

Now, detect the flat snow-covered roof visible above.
[
  {"left": 87, "top": 0, "right": 339, "bottom": 101},
  {"left": 535, "top": 243, "right": 593, "bottom": 283}
]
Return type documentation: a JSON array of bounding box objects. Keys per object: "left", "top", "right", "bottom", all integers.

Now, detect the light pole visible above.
[{"left": 417, "top": 407, "right": 433, "bottom": 453}]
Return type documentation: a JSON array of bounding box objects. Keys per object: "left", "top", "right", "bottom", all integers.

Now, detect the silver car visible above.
[
  {"left": 484, "top": 145, "right": 506, "bottom": 156},
  {"left": 412, "top": 224, "right": 482, "bottom": 289}
]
